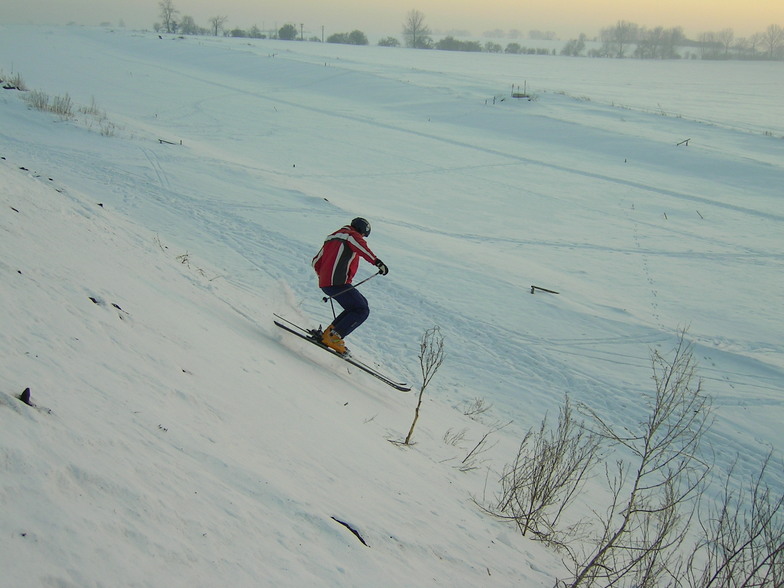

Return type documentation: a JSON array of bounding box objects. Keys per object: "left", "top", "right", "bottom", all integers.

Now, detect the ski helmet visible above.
[{"left": 350, "top": 217, "right": 371, "bottom": 237}]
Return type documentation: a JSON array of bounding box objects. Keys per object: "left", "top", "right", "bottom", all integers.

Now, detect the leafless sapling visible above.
[
  {"left": 488, "top": 395, "right": 600, "bottom": 542},
  {"left": 565, "top": 330, "right": 712, "bottom": 587},
  {"left": 403, "top": 326, "right": 444, "bottom": 445}
]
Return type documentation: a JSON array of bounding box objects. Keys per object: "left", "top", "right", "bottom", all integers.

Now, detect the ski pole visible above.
[{"left": 321, "top": 271, "right": 381, "bottom": 303}]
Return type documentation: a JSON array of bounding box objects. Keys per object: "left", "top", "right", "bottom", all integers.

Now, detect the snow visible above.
[{"left": 1, "top": 25, "right": 782, "bottom": 586}]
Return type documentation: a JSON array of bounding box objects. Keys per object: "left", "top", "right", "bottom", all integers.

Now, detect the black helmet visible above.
[{"left": 350, "top": 217, "right": 371, "bottom": 237}]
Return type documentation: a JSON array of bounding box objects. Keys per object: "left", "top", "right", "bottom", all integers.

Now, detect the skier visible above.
[{"left": 312, "top": 217, "right": 388, "bottom": 354}]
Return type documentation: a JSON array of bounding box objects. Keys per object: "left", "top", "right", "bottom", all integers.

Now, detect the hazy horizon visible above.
[{"left": 2, "top": 0, "right": 782, "bottom": 41}]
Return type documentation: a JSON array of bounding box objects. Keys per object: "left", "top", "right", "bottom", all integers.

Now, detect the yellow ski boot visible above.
[{"left": 321, "top": 325, "right": 347, "bottom": 355}]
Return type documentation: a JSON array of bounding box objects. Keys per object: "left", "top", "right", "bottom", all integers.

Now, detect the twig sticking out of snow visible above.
[{"left": 331, "top": 517, "right": 369, "bottom": 547}]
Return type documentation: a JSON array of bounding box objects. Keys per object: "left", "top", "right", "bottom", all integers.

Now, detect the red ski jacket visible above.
[{"left": 312, "top": 225, "right": 378, "bottom": 287}]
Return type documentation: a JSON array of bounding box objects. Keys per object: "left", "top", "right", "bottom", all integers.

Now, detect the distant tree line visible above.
[
  {"left": 565, "top": 20, "right": 784, "bottom": 60},
  {"left": 155, "top": 2, "right": 783, "bottom": 61},
  {"left": 696, "top": 24, "right": 784, "bottom": 60},
  {"left": 403, "top": 11, "right": 783, "bottom": 61}
]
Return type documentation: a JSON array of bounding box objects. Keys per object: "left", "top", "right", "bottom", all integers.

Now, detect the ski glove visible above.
[{"left": 374, "top": 259, "right": 389, "bottom": 275}]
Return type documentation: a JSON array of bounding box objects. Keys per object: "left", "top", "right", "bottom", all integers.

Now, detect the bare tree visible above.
[
  {"left": 635, "top": 27, "right": 661, "bottom": 59},
  {"left": 698, "top": 31, "right": 718, "bottom": 59},
  {"left": 684, "top": 451, "right": 784, "bottom": 587},
  {"left": 487, "top": 396, "right": 600, "bottom": 542},
  {"left": 601, "top": 20, "right": 639, "bottom": 58},
  {"left": 179, "top": 15, "right": 200, "bottom": 35},
  {"left": 632, "top": 26, "right": 684, "bottom": 59},
  {"left": 662, "top": 27, "right": 686, "bottom": 59},
  {"left": 208, "top": 15, "right": 228, "bottom": 37},
  {"left": 403, "top": 326, "right": 444, "bottom": 445},
  {"left": 565, "top": 331, "right": 712, "bottom": 587},
  {"left": 561, "top": 35, "right": 587, "bottom": 57},
  {"left": 716, "top": 28, "right": 735, "bottom": 58},
  {"left": 158, "top": 0, "right": 179, "bottom": 34},
  {"left": 762, "top": 24, "right": 784, "bottom": 59},
  {"left": 403, "top": 10, "right": 432, "bottom": 49},
  {"left": 746, "top": 32, "right": 765, "bottom": 58}
]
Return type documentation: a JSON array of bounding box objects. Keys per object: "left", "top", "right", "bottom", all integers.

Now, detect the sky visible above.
[{"left": 2, "top": 0, "right": 782, "bottom": 40}]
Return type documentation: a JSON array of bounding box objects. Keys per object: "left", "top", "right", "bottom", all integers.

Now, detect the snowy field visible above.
[{"left": 1, "top": 26, "right": 782, "bottom": 586}]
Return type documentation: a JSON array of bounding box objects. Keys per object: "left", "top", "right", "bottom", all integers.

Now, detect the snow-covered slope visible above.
[{"left": 2, "top": 26, "right": 782, "bottom": 586}]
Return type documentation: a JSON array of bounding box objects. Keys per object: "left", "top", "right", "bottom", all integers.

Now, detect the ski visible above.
[{"left": 273, "top": 315, "right": 411, "bottom": 392}]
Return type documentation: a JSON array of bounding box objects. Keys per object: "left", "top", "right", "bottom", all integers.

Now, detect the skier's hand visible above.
[{"left": 374, "top": 259, "right": 389, "bottom": 276}]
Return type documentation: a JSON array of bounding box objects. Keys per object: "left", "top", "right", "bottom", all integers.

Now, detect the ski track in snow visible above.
[{"left": 4, "top": 32, "right": 781, "bottom": 447}]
